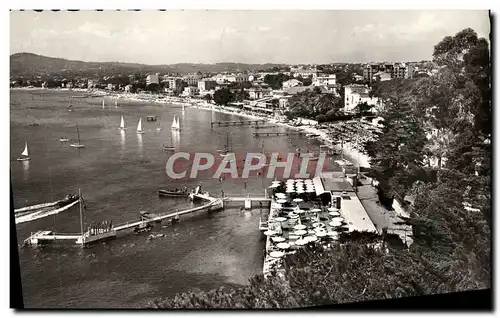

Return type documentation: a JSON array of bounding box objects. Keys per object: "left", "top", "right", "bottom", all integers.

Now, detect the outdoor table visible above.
[
  {"left": 269, "top": 251, "right": 285, "bottom": 258},
  {"left": 329, "top": 211, "right": 340, "bottom": 217},
  {"left": 293, "top": 198, "right": 304, "bottom": 203},
  {"left": 277, "top": 242, "right": 290, "bottom": 249},
  {"left": 272, "top": 236, "right": 286, "bottom": 243},
  {"left": 312, "top": 222, "right": 325, "bottom": 228}
]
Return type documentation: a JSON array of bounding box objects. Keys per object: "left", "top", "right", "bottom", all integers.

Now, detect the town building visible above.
[
  {"left": 129, "top": 74, "right": 137, "bottom": 84},
  {"left": 343, "top": 84, "right": 381, "bottom": 112},
  {"left": 313, "top": 74, "right": 336, "bottom": 87},
  {"left": 374, "top": 72, "right": 392, "bottom": 82},
  {"left": 124, "top": 85, "right": 133, "bottom": 93},
  {"left": 292, "top": 68, "right": 319, "bottom": 79},
  {"left": 198, "top": 80, "right": 217, "bottom": 92},
  {"left": 183, "top": 76, "right": 199, "bottom": 86},
  {"left": 146, "top": 74, "right": 159, "bottom": 85},
  {"left": 248, "top": 87, "right": 272, "bottom": 100},
  {"left": 183, "top": 86, "right": 199, "bottom": 97},
  {"left": 282, "top": 79, "right": 303, "bottom": 89},
  {"left": 168, "top": 78, "right": 182, "bottom": 90}
]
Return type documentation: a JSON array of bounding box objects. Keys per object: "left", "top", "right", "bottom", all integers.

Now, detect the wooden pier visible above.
[
  {"left": 23, "top": 190, "right": 272, "bottom": 247},
  {"left": 24, "top": 196, "right": 224, "bottom": 247},
  {"left": 211, "top": 120, "right": 266, "bottom": 127},
  {"left": 253, "top": 131, "right": 305, "bottom": 137}
]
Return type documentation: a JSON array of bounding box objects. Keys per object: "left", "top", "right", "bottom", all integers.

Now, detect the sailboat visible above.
[
  {"left": 136, "top": 118, "right": 145, "bottom": 134},
  {"left": 59, "top": 137, "right": 70, "bottom": 142},
  {"left": 102, "top": 99, "right": 105, "bottom": 109},
  {"left": 182, "top": 104, "right": 185, "bottom": 112},
  {"left": 115, "top": 100, "right": 118, "bottom": 108},
  {"left": 17, "top": 141, "right": 31, "bottom": 161},
  {"left": 171, "top": 116, "right": 181, "bottom": 131},
  {"left": 119, "top": 116, "right": 126, "bottom": 130},
  {"left": 157, "top": 120, "right": 162, "bottom": 131},
  {"left": 70, "top": 124, "right": 85, "bottom": 148}
]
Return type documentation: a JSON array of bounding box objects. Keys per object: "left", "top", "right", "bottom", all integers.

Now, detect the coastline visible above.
[{"left": 11, "top": 87, "right": 370, "bottom": 167}]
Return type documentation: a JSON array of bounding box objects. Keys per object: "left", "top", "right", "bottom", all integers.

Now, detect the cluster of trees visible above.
[
  {"left": 284, "top": 87, "right": 343, "bottom": 122},
  {"left": 144, "top": 29, "right": 490, "bottom": 309},
  {"left": 212, "top": 87, "right": 250, "bottom": 106}
]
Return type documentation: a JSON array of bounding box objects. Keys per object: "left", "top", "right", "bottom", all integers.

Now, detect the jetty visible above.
[
  {"left": 23, "top": 189, "right": 272, "bottom": 247},
  {"left": 24, "top": 194, "right": 224, "bottom": 247},
  {"left": 211, "top": 120, "right": 266, "bottom": 127},
  {"left": 253, "top": 131, "right": 305, "bottom": 137}
]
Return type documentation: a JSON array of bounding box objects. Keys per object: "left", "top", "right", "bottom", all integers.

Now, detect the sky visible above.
[{"left": 10, "top": 10, "right": 491, "bottom": 65}]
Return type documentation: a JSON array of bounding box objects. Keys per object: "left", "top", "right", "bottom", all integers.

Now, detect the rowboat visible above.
[{"left": 158, "top": 188, "right": 188, "bottom": 197}]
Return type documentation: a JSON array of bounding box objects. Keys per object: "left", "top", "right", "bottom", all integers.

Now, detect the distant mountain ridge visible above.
[{"left": 10, "top": 53, "right": 287, "bottom": 78}]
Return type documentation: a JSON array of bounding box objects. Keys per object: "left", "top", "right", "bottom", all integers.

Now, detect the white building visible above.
[
  {"left": 343, "top": 84, "right": 380, "bottom": 112},
  {"left": 313, "top": 74, "right": 336, "bottom": 86},
  {"left": 198, "top": 80, "right": 217, "bottom": 92},
  {"left": 282, "top": 79, "right": 303, "bottom": 89},
  {"left": 146, "top": 74, "right": 159, "bottom": 85},
  {"left": 183, "top": 86, "right": 200, "bottom": 97}
]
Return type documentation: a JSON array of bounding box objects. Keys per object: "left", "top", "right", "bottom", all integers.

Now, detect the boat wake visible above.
[{"left": 15, "top": 199, "right": 80, "bottom": 225}]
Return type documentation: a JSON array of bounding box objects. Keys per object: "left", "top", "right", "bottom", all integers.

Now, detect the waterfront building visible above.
[
  {"left": 146, "top": 74, "right": 159, "bottom": 85},
  {"left": 343, "top": 84, "right": 380, "bottom": 112},
  {"left": 374, "top": 71, "right": 392, "bottom": 82},
  {"left": 168, "top": 78, "right": 182, "bottom": 90},
  {"left": 183, "top": 86, "right": 200, "bottom": 97},
  {"left": 248, "top": 87, "right": 272, "bottom": 100},
  {"left": 198, "top": 80, "right": 217, "bottom": 92}
]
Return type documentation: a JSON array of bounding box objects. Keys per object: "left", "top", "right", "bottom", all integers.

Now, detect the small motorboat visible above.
[
  {"left": 158, "top": 188, "right": 188, "bottom": 197},
  {"left": 162, "top": 144, "right": 175, "bottom": 151},
  {"left": 59, "top": 137, "right": 70, "bottom": 142},
  {"left": 147, "top": 233, "right": 165, "bottom": 240}
]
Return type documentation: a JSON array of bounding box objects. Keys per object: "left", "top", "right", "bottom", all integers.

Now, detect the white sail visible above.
[
  {"left": 115, "top": 100, "right": 118, "bottom": 107},
  {"left": 171, "top": 116, "right": 178, "bottom": 130},
  {"left": 176, "top": 117, "right": 180, "bottom": 130},
  {"left": 137, "top": 118, "right": 143, "bottom": 132},
  {"left": 120, "top": 116, "right": 125, "bottom": 129},
  {"left": 102, "top": 99, "right": 105, "bottom": 107},
  {"left": 21, "top": 141, "right": 29, "bottom": 157}
]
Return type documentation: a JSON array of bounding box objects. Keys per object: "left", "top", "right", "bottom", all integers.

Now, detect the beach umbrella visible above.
[
  {"left": 294, "top": 229, "right": 307, "bottom": 236},
  {"left": 269, "top": 251, "right": 285, "bottom": 258},
  {"left": 329, "top": 221, "right": 342, "bottom": 227},
  {"left": 310, "top": 208, "right": 322, "bottom": 213},
  {"left": 286, "top": 188, "right": 295, "bottom": 193},
  {"left": 294, "top": 239, "right": 307, "bottom": 246},
  {"left": 277, "top": 242, "right": 290, "bottom": 249},
  {"left": 312, "top": 222, "right": 325, "bottom": 228},
  {"left": 331, "top": 217, "right": 344, "bottom": 222},
  {"left": 327, "top": 231, "right": 338, "bottom": 237},
  {"left": 268, "top": 184, "right": 280, "bottom": 188},
  {"left": 304, "top": 235, "right": 318, "bottom": 242},
  {"left": 316, "top": 231, "right": 327, "bottom": 238},
  {"left": 295, "top": 209, "right": 306, "bottom": 215},
  {"left": 272, "top": 236, "right": 286, "bottom": 243},
  {"left": 293, "top": 198, "right": 304, "bottom": 203},
  {"left": 327, "top": 207, "right": 339, "bottom": 212},
  {"left": 276, "top": 199, "right": 287, "bottom": 204},
  {"left": 263, "top": 230, "right": 277, "bottom": 236},
  {"left": 306, "top": 189, "right": 315, "bottom": 193},
  {"left": 329, "top": 211, "right": 340, "bottom": 217},
  {"left": 288, "top": 213, "right": 299, "bottom": 219},
  {"left": 275, "top": 217, "right": 287, "bottom": 222},
  {"left": 275, "top": 193, "right": 286, "bottom": 197},
  {"left": 294, "top": 224, "right": 307, "bottom": 230}
]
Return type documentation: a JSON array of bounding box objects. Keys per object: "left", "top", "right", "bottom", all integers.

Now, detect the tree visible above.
[
  {"left": 213, "top": 88, "right": 234, "bottom": 106},
  {"left": 174, "top": 81, "right": 188, "bottom": 96},
  {"left": 203, "top": 94, "right": 212, "bottom": 102},
  {"left": 264, "top": 73, "right": 291, "bottom": 90}
]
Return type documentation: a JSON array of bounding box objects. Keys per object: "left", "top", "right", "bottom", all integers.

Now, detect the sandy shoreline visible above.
[{"left": 11, "top": 87, "right": 371, "bottom": 167}]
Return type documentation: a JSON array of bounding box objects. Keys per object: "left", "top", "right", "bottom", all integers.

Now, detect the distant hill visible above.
[{"left": 10, "top": 53, "right": 286, "bottom": 78}]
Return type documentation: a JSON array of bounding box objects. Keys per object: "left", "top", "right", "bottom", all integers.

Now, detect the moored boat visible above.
[
  {"left": 17, "top": 141, "right": 30, "bottom": 161},
  {"left": 158, "top": 187, "right": 188, "bottom": 197}
]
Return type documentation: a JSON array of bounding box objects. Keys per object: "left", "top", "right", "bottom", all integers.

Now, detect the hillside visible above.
[{"left": 10, "top": 53, "right": 286, "bottom": 78}]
